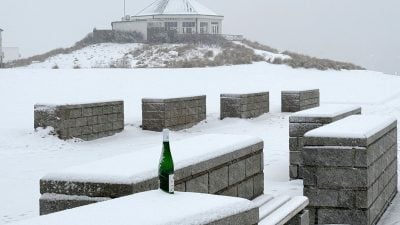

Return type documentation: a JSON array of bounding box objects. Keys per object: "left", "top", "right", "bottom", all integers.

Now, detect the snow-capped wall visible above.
[
  {"left": 39, "top": 134, "right": 264, "bottom": 214},
  {"left": 288, "top": 104, "right": 362, "bottom": 179},
  {"left": 142, "top": 95, "right": 206, "bottom": 131},
  {"left": 303, "top": 115, "right": 398, "bottom": 225},
  {"left": 34, "top": 101, "right": 124, "bottom": 141}
]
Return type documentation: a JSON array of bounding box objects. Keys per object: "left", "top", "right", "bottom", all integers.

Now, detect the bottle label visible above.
[
  {"left": 169, "top": 174, "right": 174, "bottom": 193},
  {"left": 163, "top": 129, "right": 170, "bottom": 142}
]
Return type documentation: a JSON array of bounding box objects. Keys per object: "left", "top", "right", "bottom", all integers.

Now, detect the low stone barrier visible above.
[
  {"left": 289, "top": 104, "right": 362, "bottom": 179},
  {"left": 220, "top": 92, "right": 269, "bottom": 119},
  {"left": 39, "top": 134, "right": 264, "bottom": 215},
  {"left": 34, "top": 101, "right": 124, "bottom": 141},
  {"left": 14, "top": 191, "right": 259, "bottom": 225},
  {"left": 142, "top": 95, "right": 206, "bottom": 131},
  {"left": 282, "top": 89, "right": 320, "bottom": 112},
  {"left": 302, "top": 115, "right": 397, "bottom": 225}
]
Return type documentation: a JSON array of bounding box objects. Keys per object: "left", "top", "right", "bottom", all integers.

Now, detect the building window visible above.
[
  {"left": 165, "top": 22, "right": 178, "bottom": 31},
  {"left": 200, "top": 22, "right": 208, "bottom": 34},
  {"left": 211, "top": 22, "right": 219, "bottom": 34},
  {"left": 148, "top": 22, "right": 164, "bottom": 28},
  {"left": 182, "top": 22, "right": 196, "bottom": 34}
]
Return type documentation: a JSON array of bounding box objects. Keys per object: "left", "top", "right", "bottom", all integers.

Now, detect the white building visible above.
[
  {"left": 112, "top": 0, "right": 223, "bottom": 41},
  {"left": 0, "top": 28, "right": 4, "bottom": 66}
]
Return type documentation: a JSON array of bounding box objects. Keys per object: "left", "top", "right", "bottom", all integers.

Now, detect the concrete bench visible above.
[
  {"left": 303, "top": 115, "right": 398, "bottom": 225},
  {"left": 34, "top": 101, "right": 124, "bottom": 141},
  {"left": 12, "top": 190, "right": 260, "bottom": 225},
  {"left": 253, "top": 194, "right": 309, "bottom": 225},
  {"left": 220, "top": 92, "right": 269, "bottom": 119},
  {"left": 282, "top": 89, "right": 320, "bottom": 112},
  {"left": 40, "top": 134, "right": 264, "bottom": 215},
  {"left": 289, "top": 104, "right": 362, "bottom": 179},
  {"left": 142, "top": 95, "right": 206, "bottom": 131}
]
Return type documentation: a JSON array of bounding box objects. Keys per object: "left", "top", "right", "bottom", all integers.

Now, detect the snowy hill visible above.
[
  {"left": 3, "top": 30, "right": 363, "bottom": 70},
  {"left": 25, "top": 42, "right": 287, "bottom": 69},
  {"left": 0, "top": 62, "right": 398, "bottom": 224}
]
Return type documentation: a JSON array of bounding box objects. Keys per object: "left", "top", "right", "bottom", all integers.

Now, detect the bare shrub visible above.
[
  {"left": 282, "top": 51, "right": 365, "bottom": 71},
  {"left": 52, "top": 64, "right": 59, "bottom": 69},
  {"left": 242, "top": 39, "right": 279, "bottom": 53},
  {"left": 214, "top": 44, "right": 264, "bottom": 66},
  {"left": 166, "top": 43, "right": 263, "bottom": 68},
  {"left": 204, "top": 50, "right": 214, "bottom": 58},
  {"left": 110, "top": 55, "right": 132, "bottom": 68}
]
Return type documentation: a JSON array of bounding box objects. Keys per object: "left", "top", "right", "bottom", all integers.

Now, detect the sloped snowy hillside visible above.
[{"left": 25, "top": 42, "right": 287, "bottom": 69}]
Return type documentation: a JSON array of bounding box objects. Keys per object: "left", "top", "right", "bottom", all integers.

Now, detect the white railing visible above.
[{"left": 222, "top": 34, "right": 244, "bottom": 41}]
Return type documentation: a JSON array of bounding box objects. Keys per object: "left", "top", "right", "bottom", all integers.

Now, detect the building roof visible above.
[{"left": 135, "top": 0, "right": 221, "bottom": 17}]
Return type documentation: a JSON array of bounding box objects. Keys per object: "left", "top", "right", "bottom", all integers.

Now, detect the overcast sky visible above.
[{"left": 1, "top": 0, "right": 399, "bottom": 74}]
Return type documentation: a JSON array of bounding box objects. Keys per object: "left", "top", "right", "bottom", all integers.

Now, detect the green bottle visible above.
[{"left": 159, "top": 129, "right": 174, "bottom": 194}]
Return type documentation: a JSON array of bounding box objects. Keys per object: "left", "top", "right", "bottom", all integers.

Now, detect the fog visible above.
[{"left": 0, "top": 0, "right": 399, "bottom": 74}]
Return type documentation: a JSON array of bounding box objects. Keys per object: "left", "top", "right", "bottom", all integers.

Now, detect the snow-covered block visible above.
[
  {"left": 288, "top": 104, "right": 362, "bottom": 179},
  {"left": 34, "top": 101, "right": 124, "bottom": 141},
  {"left": 282, "top": 89, "right": 320, "bottom": 112},
  {"left": 255, "top": 194, "right": 310, "bottom": 225},
  {"left": 40, "top": 134, "right": 264, "bottom": 214},
  {"left": 142, "top": 95, "right": 206, "bottom": 131},
  {"left": 220, "top": 92, "right": 269, "bottom": 119},
  {"left": 13, "top": 190, "right": 259, "bottom": 225},
  {"left": 302, "top": 115, "right": 397, "bottom": 225}
]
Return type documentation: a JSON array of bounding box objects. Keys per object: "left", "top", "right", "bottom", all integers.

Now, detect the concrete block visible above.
[
  {"left": 289, "top": 123, "right": 323, "bottom": 137},
  {"left": 317, "top": 209, "right": 367, "bottom": 225},
  {"left": 245, "top": 153, "right": 262, "bottom": 177},
  {"left": 218, "top": 186, "right": 238, "bottom": 197},
  {"left": 186, "top": 174, "right": 209, "bottom": 193},
  {"left": 253, "top": 173, "right": 264, "bottom": 197},
  {"left": 237, "top": 178, "right": 254, "bottom": 199},
  {"left": 209, "top": 166, "right": 229, "bottom": 193},
  {"left": 229, "top": 160, "right": 246, "bottom": 185}
]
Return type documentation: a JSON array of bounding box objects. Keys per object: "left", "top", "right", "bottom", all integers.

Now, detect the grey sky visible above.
[{"left": 0, "top": 0, "right": 399, "bottom": 74}]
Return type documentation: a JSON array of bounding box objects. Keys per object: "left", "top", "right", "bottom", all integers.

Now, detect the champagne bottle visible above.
[{"left": 159, "top": 129, "right": 174, "bottom": 194}]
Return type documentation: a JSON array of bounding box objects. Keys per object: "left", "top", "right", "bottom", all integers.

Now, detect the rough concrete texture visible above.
[
  {"left": 282, "top": 89, "right": 320, "bottom": 112},
  {"left": 289, "top": 106, "right": 361, "bottom": 179},
  {"left": 220, "top": 92, "right": 269, "bottom": 119},
  {"left": 34, "top": 101, "right": 124, "bottom": 141},
  {"left": 142, "top": 95, "right": 206, "bottom": 131},
  {"left": 40, "top": 141, "right": 264, "bottom": 215},
  {"left": 303, "top": 117, "right": 397, "bottom": 225}
]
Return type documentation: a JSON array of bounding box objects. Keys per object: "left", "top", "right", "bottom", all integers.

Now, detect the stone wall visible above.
[
  {"left": 289, "top": 105, "right": 362, "bottom": 179},
  {"left": 39, "top": 139, "right": 264, "bottom": 215},
  {"left": 220, "top": 92, "right": 269, "bottom": 119},
  {"left": 34, "top": 101, "right": 124, "bottom": 141},
  {"left": 142, "top": 95, "right": 206, "bottom": 131},
  {"left": 302, "top": 115, "right": 397, "bottom": 225},
  {"left": 282, "top": 89, "right": 320, "bottom": 112}
]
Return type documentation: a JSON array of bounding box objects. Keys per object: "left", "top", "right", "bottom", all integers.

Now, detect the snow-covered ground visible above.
[
  {"left": 25, "top": 43, "right": 224, "bottom": 69},
  {"left": 1, "top": 62, "right": 400, "bottom": 224}
]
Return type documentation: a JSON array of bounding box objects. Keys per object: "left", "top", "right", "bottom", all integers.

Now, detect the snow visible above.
[
  {"left": 136, "top": 0, "right": 220, "bottom": 16},
  {"left": 25, "top": 43, "right": 223, "bottom": 69},
  {"left": 291, "top": 104, "right": 360, "bottom": 118},
  {"left": 27, "top": 43, "right": 142, "bottom": 69},
  {"left": 43, "top": 134, "right": 261, "bottom": 184},
  {"left": 259, "top": 196, "right": 308, "bottom": 225},
  {"left": 1, "top": 62, "right": 400, "bottom": 224},
  {"left": 10, "top": 190, "right": 256, "bottom": 225},
  {"left": 305, "top": 115, "right": 396, "bottom": 139},
  {"left": 40, "top": 193, "right": 110, "bottom": 202},
  {"left": 234, "top": 41, "right": 290, "bottom": 62}
]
